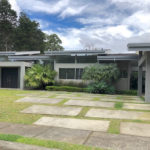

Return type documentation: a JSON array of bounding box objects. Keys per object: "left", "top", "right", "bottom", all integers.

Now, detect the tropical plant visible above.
[
  {"left": 25, "top": 64, "right": 57, "bottom": 89},
  {"left": 82, "top": 63, "right": 120, "bottom": 84}
]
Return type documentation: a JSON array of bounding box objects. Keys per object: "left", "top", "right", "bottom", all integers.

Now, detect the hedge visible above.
[
  {"left": 46, "top": 86, "right": 87, "bottom": 92},
  {"left": 116, "top": 90, "right": 137, "bottom": 96}
]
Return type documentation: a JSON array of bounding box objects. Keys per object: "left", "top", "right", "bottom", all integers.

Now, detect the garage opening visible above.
[{"left": 1, "top": 67, "right": 19, "bottom": 88}]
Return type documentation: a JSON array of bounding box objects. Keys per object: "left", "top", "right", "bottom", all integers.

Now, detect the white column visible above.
[
  {"left": 127, "top": 62, "right": 131, "bottom": 90},
  {"left": 0, "top": 68, "right": 1, "bottom": 88},
  {"left": 145, "top": 52, "right": 150, "bottom": 102},
  {"left": 138, "top": 51, "right": 143, "bottom": 96},
  {"left": 20, "top": 65, "right": 25, "bottom": 90}
]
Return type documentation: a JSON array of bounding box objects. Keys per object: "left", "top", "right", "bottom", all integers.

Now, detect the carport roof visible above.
[
  {"left": 128, "top": 43, "right": 150, "bottom": 51},
  {"left": 97, "top": 54, "right": 138, "bottom": 61},
  {"left": 0, "top": 51, "right": 40, "bottom": 56}
]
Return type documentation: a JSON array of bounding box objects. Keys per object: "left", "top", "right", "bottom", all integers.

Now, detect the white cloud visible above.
[
  {"left": 60, "top": 5, "right": 87, "bottom": 18},
  {"left": 8, "top": 0, "right": 20, "bottom": 16},
  {"left": 33, "top": 19, "right": 51, "bottom": 30},
  {"left": 9, "top": 0, "right": 150, "bottom": 53},
  {"left": 123, "top": 11, "right": 150, "bottom": 32}
]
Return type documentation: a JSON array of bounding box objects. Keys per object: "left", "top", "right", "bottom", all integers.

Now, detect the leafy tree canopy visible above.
[
  {"left": 0, "top": 0, "right": 17, "bottom": 51},
  {"left": 25, "top": 64, "right": 57, "bottom": 89},
  {"left": 14, "top": 12, "right": 45, "bottom": 53},
  {"left": 45, "top": 34, "right": 64, "bottom": 51},
  {"left": 82, "top": 63, "right": 120, "bottom": 83}
]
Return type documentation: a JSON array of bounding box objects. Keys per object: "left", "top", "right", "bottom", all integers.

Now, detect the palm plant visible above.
[{"left": 25, "top": 64, "right": 57, "bottom": 89}]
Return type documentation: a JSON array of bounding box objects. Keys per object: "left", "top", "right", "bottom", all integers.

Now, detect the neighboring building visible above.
[{"left": 0, "top": 49, "right": 138, "bottom": 91}]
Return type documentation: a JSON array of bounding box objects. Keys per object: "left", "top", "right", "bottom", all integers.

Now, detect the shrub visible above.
[
  {"left": 25, "top": 64, "right": 57, "bottom": 89},
  {"left": 116, "top": 90, "right": 137, "bottom": 96},
  {"left": 86, "top": 81, "right": 115, "bottom": 94},
  {"left": 54, "top": 81, "right": 87, "bottom": 88},
  {"left": 46, "top": 86, "right": 86, "bottom": 92},
  {"left": 82, "top": 63, "right": 120, "bottom": 84}
]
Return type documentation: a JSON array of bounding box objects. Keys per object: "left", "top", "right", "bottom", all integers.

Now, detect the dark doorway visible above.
[{"left": 1, "top": 67, "right": 19, "bottom": 88}]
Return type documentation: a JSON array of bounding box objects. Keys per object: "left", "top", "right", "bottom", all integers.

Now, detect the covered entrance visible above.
[
  {"left": 128, "top": 43, "right": 150, "bottom": 102},
  {"left": 1, "top": 67, "right": 19, "bottom": 88},
  {"left": 0, "top": 62, "right": 32, "bottom": 89}
]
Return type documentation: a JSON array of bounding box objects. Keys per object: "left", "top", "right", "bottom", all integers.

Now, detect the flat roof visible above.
[
  {"left": 8, "top": 55, "right": 50, "bottom": 61},
  {"left": 128, "top": 43, "right": 150, "bottom": 51},
  {"left": 44, "top": 50, "right": 108, "bottom": 56},
  {"left": 97, "top": 54, "right": 138, "bottom": 61},
  {"left": 0, "top": 51, "right": 40, "bottom": 56}
]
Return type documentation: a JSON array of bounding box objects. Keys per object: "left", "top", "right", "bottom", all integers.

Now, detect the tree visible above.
[
  {"left": 45, "top": 34, "right": 64, "bottom": 51},
  {"left": 25, "top": 64, "right": 57, "bottom": 89},
  {"left": 14, "top": 13, "right": 45, "bottom": 53},
  {"left": 0, "top": 0, "right": 17, "bottom": 51}
]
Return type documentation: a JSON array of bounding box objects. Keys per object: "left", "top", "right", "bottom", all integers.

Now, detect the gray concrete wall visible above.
[
  {"left": 115, "top": 62, "right": 131, "bottom": 91},
  {"left": 0, "top": 62, "right": 32, "bottom": 89}
]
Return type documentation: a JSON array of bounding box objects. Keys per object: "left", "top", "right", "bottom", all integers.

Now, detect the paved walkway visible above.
[
  {"left": 0, "top": 140, "right": 59, "bottom": 150},
  {"left": 1, "top": 122, "right": 150, "bottom": 150}
]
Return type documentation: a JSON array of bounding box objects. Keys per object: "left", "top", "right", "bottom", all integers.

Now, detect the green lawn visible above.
[
  {"left": 0, "top": 89, "right": 149, "bottom": 131},
  {"left": 0, "top": 89, "right": 149, "bottom": 149}
]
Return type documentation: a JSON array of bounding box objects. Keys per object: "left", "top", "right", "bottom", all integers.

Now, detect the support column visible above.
[
  {"left": 138, "top": 66, "right": 142, "bottom": 96},
  {"left": 127, "top": 62, "right": 131, "bottom": 90},
  {"left": 145, "top": 52, "right": 150, "bottom": 102},
  {"left": 138, "top": 51, "right": 143, "bottom": 96},
  {"left": 20, "top": 65, "right": 25, "bottom": 90},
  {"left": 0, "top": 67, "right": 1, "bottom": 88}
]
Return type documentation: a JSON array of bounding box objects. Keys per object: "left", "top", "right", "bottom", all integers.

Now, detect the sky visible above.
[{"left": 8, "top": 0, "right": 150, "bottom": 53}]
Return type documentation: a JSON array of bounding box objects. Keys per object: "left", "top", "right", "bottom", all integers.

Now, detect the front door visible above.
[{"left": 1, "top": 68, "right": 19, "bottom": 88}]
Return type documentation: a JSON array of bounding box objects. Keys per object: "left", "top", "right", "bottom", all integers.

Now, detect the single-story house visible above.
[{"left": 0, "top": 49, "right": 138, "bottom": 92}]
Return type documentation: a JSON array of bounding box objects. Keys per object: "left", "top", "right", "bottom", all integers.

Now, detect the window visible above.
[
  {"left": 76, "top": 68, "right": 84, "bottom": 79},
  {"left": 120, "top": 70, "right": 128, "bottom": 78},
  {"left": 59, "top": 68, "right": 84, "bottom": 80},
  {"left": 59, "top": 68, "right": 75, "bottom": 79}
]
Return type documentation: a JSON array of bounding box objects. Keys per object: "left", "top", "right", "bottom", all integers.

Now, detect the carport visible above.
[
  {"left": 128, "top": 43, "right": 150, "bottom": 102},
  {"left": 0, "top": 62, "right": 32, "bottom": 89}
]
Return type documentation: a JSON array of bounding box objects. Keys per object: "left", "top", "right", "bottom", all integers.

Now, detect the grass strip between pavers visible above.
[
  {"left": 0, "top": 133, "right": 104, "bottom": 150},
  {"left": 108, "top": 120, "right": 120, "bottom": 134},
  {"left": 114, "top": 102, "right": 123, "bottom": 109}
]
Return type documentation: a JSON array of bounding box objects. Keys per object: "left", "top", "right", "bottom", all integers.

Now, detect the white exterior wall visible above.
[
  {"left": 54, "top": 62, "right": 95, "bottom": 81},
  {"left": 54, "top": 61, "right": 132, "bottom": 91}
]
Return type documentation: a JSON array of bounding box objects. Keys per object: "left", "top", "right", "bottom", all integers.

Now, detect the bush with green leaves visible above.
[
  {"left": 25, "top": 64, "right": 57, "bottom": 89},
  {"left": 86, "top": 81, "right": 115, "bottom": 94},
  {"left": 82, "top": 63, "right": 119, "bottom": 83},
  {"left": 82, "top": 63, "right": 119, "bottom": 94},
  {"left": 46, "top": 86, "right": 86, "bottom": 92}
]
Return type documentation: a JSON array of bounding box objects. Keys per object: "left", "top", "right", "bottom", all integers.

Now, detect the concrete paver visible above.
[
  {"left": 120, "top": 122, "right": 150, "bottom": 137},
  {"left": 65, "top": 99, "right": 115, "bottom": 108},
  {"left": 34, "top": 117, "right": 110, "bottom": 132},
  {"left": 85, "top": 108, "right": 150, "bottom": 120},
  {"left": 0, "top": 124, "right": 49, "bottom": 137},
  {"left": 16, "top": 97, "right": 62, "bottom": 104},
  {"left": 21, "top": 105, "right": 82, "bottom": 116},
  {"left": 1, "top": 122, "right": 150, "bottom": 150},
  {"left": 85, "top": 131, "right": 150, "bottom": 150},
  {"left": 35, "top": 126, "right": 91, "bottom": 144},
  {"left": 0, "top": 140, "right": 59, "bottom": 150},
  {"left": 123, "top": 103, "right": 150, "bottom": 110}
]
